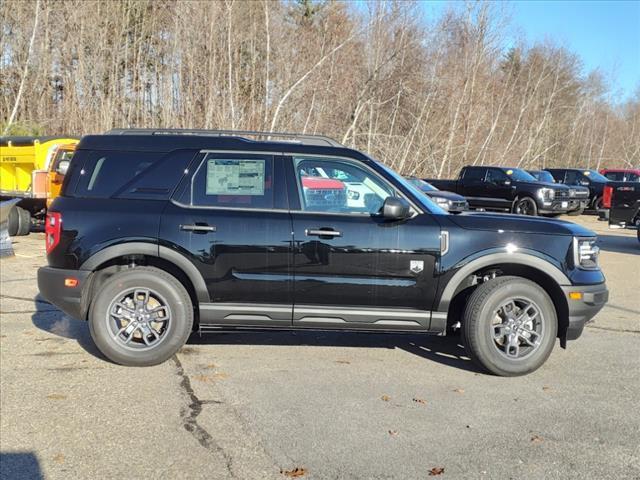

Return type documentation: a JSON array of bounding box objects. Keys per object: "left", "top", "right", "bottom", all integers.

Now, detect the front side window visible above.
[
  {"left": 190, "top": 154, "right": 274, "bottom": 209},
  {"left": 604, "top": 172, "right": 623, "bottom": 181},
  {"left": 486, "top": 168, "right": 509, "bottom": 183},
  {"left": 294, "top": 156, "right": 393, "bottom": 214},
  {"left": 564, "top": 170, "right": 582, "bottom": 185}
]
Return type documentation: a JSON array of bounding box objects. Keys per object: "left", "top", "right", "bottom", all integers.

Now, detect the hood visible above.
[
  {"left": 424, "top": 190, "right": 466, "bottom": 201},
  {"left": 448, "top": 211, "right": 595, "bottom": 237}
]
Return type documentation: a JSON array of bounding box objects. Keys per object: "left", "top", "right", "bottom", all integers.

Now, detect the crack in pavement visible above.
[
  {"left": 587, "top": 325, "right": 640, "bottom": 334},
  {"left": 0, "top": 294, "right": 50, "bottom": 304},
  {"left": 171, "top": 355, "right": 235, "bottom": 478}
]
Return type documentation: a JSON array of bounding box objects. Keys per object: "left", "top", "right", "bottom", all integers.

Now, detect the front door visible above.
[
  {"left": 160, "top": 153, "right": 293, "bottom": 326},
  {"left": 286, "top": 155, "right": 441, "bottom": 331}
]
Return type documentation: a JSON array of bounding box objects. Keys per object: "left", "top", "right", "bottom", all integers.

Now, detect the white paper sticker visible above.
[{"left": 206, "top": 159, "right": 265, "bottom": 196}]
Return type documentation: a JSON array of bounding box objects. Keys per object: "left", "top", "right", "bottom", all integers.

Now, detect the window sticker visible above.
[
  {"left": 206, "top": 159, "right": 265, "bottom": 195},
  {"left": 584, "top": 171, "right": 591, "bottom": 175},
  {"left": 506, "top": 169, "right": 514, "bottom": 175}
]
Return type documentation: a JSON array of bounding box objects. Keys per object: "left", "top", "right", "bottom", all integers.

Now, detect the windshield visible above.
[
  {"left": 405, "top": 177, "right": 438, "bottom": 191},
  {"left": 584, "top": 170, "right": 610, "bottom": 182},
  {"left": 375, "top": 162, "right": 447, "bottom": 214},
  {"left": 505, "top": 168, "right": 537, "bottom": 182},
  {"left": 532, "top": 171, "right": 555, "bottom": 183}
]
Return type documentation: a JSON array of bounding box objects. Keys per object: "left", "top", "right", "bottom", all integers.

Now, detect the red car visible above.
[{"left": 599, "top": 168, "right": 640, "bottom": 183}]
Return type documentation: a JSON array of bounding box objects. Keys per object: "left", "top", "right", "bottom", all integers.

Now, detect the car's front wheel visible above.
[
  {"left": 513, "top": 197, "right": 538, "bottom": 216},
  {"left": 89, "top": 266, "right": 193, "bottom": 366},
  {"left": 462, "top": 276, "right": 557, "bottom": 376}
]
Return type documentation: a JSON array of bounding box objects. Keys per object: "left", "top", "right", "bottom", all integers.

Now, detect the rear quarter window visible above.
[{"left": 65, "top": 150, "right": 196, "bottom": 199}]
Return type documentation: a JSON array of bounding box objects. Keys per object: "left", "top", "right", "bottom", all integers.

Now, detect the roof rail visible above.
[{"left": 105, "top": 128, "right": 344, "bottom": 148}]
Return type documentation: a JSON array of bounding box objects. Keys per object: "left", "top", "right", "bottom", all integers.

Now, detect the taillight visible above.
[
  {"left": 45, "top": 212, "right": 62, "bottom": 254},
  {"left": 602, "top": 185, "right": 613, "bottom": 209}
]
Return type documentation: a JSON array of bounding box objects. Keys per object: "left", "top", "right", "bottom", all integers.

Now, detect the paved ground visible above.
[{"left": 1, "top": 215, "right": 638, "bottom": 479}]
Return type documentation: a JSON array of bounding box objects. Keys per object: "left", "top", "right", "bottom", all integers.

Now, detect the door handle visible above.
[
  {"left": 180, "top": 224, "right": 216, "bottom": 233},
  {"left": 305, "top": 228, "right": 341, "bottom": 237}
]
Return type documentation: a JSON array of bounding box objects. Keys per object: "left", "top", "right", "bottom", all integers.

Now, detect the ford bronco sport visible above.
[{"left": 38, "top": 129, "right": 608, "bottom": 376}]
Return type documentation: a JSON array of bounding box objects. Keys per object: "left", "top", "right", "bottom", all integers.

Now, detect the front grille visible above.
[
  {"left": 555, "top": 189, "right": 570, "bottom": 200},
  {"left": 449, "top": 201, "right": 467, "bottom": 211},
  {"left": 304, "top": 188, "right": 346, "bottom": 209},
  {"left": 569, "top": 188, "right": 589, "bottom": 198}
]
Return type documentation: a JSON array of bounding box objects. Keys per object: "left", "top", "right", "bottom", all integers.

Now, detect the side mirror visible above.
[
  {"left": 56, "top": 160, "right": 70, "bottom": 175},
  {"left": 382, "top": 197, "right": 411, "bottom": 220}
]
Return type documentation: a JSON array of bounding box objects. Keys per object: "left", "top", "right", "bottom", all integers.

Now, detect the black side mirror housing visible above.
[{"left": 382, "top": 197, "right": 411, "bottom": 220}]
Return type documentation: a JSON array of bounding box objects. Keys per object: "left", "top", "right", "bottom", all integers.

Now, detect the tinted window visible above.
[
  {"left": 294, "top": 156, "right": 393, "bottom": 214},
  {"left": 584, "top": 170, "right": 609, "bottom": 182},
  {"left": 462, "top": 167, "right": 486, "bottom": 181},
  {"left": 486, "top": 168, "right": 509, "bottom": 183},
  {"left": 190, "top": 154, "right": 274, "bottom": 209},
  {"left": 564, "top": 170, "right": 583, "bottom": 185},
  {"left": 604, "top": 172, "right": 624, "bottom": 181},
  {"left": 627, "top": 173, "right": 639, "bottom": 182},
  {"left": 75, "top": 151, "right": 160, "bottom": 198},
  {"left": 504, "top": 168, "right": 537, "bottom": 182},
  {"left": 546, "top": 170, "right": 565, "bottom": 183}
]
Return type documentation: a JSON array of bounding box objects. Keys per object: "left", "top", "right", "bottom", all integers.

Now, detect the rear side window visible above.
[
  {"left": 73, "top": 151, "right": 160, "bottom": 198},
  {"left": 564, "top": 171, "right": 582, "bottom": 185},
  {"left": 187, "top": 154, "right": 274, "bottom": 209},
  {"left": 463, "top": 167, "right": 486, "bottom": 181},
  {"left": 604, "top": 172, "right": 623, "bottom": 181}
]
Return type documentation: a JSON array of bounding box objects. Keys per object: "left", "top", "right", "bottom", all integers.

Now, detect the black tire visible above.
[
  {"left": 637, "top": 229, "right": 639, "bottom": 243},
  {"left": 567, "top": 207, "right": 584, "bottom": 216},
  {"left": 16, "top": 207, "right": 31, "bottom": 236},
  {"left": 462, "top": 276, "right": 557, "bottom": 376},
  {"left": 592, "top": 196, "right": 603, "bottom": 211},
  {"left": 89, "top": 266, "right": 194, "bottom": 366},
  {"left": 513, "top": 197, "right": 538, "bottom": 216},
  {"left": 7, "top": 206, "right": 19, "bottom": 237}
]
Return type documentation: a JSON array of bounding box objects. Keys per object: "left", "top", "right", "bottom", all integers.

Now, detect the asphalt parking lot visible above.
[{"left": 1, "top": 215, "right": 638, "bottom": 480}]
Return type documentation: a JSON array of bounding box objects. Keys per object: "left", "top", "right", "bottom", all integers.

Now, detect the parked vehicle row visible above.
[
  {"left": 0, "top": 136, "right": 78, "bottom": 236},
  {"left": 426, "top": 166, "right": 583, "bottom": 216},
  {"left": 38, "top": 129, "right": 608, "bottom": 377}
]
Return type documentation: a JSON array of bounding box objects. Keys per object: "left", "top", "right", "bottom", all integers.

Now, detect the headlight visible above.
[
  {"left": 537, "top": 188, "right": 555, "bottom": 201},
  {"left": 435, "top": 197, "right": 450, "bottom": 207},
  {"left": 573, "top": 237, "right": 599, "bottom": 270}
]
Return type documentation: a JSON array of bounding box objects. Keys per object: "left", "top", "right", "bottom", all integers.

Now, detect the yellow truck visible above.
[{"left": 0, "top": 136, "right": 79, "bottom": 236}]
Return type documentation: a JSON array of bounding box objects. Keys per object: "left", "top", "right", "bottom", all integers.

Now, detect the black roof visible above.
[{"left": 77, "top": 131, "right": 368, "bottom": 160}]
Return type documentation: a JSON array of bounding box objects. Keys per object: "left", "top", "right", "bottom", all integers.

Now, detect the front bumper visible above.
[
  {"left": 561, "top": 283, "right": 609, "bottom": 340},
  {"left": 539, "top": 199, "right": 582, "bottom": 214},
  {"left": 37, "top": 266, "right": 91, "bottom": 320}
]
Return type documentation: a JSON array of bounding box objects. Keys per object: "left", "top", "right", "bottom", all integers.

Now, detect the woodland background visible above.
[{"left": 1, "top": 0, "right": 639, "bottom": 177}]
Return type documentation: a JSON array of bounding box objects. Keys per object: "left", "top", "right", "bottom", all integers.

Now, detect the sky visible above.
[{"left": 418, "top": 0, "right": 640, "bottom": 102}]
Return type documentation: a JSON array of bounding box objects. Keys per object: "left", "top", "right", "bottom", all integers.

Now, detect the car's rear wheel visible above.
[
  {"left": 462, "top": 276, "right": 557, "bottom": 376},
  {"left": 513, "top": 197, "right": 538, "bottom": 216},
  {"left": 89, "top": 266, "right": 193, "bottom": 366},
  {"left": 593, "top": 196, "right": 603, "bottom": 211}
]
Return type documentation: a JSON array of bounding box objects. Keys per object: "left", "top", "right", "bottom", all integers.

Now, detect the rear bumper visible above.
[
  {"left": 37, "top": 266, "right": 91, "bottom": 319},
  {"left": 561, "top": 283, "right": 609, "bottom": 340}
]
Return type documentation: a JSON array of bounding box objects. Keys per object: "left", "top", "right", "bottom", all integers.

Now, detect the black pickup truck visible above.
[
  {"left": 599, "top": 181, "right": 640, "bottom": 242},
  {"left": 427, "top": 166, "right": 577, "bottom": 216}
]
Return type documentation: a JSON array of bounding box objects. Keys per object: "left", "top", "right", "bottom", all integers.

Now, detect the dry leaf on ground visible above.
[
  {"left": 281, "top": 467, "right": 307, "bottom": 477},
  {"left": 388, "top": 430, "right": 399, "bottom": 437},
  {"left": 428, "top": 467, "right": 445, "bottom": 476},
  {"left": 531, "top": 435, "right": 544, "bottom": 443},
  {"left": 46, "top": 393, "right": 67, "bottom": 400},
  {"left": 412, "top": 397, "right": 427, "bottom": 405},
  {"left": 381, "top": 395, "right": 390, "bottom": 402},
  {"left": 335, "top": 360, "right": 350, "bottom": 364},
  {"left": 453, "top": 388, "right": 465, "bottom": 394}
]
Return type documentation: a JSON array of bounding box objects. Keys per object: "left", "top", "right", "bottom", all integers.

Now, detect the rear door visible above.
[
  {"left": 460, "top": 167, "right": 490, "bottom": 209},
  {"left": 159, "top": 152, "right": 293, "bottom": 327},
  {"left": 286, "top": 155, "right": 441, "bottom": 331}
]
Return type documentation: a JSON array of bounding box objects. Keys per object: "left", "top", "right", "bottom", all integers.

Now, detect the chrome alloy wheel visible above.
[
  {"left": 491, "top": 297, "right": 544, "bottom": 359},
  {"left": 106, "top": 288, "right": 171, "bottom": 350}
]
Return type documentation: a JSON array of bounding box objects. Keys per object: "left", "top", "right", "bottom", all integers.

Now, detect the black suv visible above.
[
  {"left": 38, "top": 130, "right": 608, "bottom": 376},
  {"left": 545, "top": 168, "right": 610, "bottom": 211},
  {"left": 427, "top": 166, "right": 577, "bottom": 216}
]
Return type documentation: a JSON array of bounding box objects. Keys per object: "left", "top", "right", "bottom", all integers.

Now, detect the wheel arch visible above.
[
  {"left": 438, "top": 253, "right": 570, "bottom": 343},
  {"left": 79, "top": 242, "right": 209, "bottom": 320}
]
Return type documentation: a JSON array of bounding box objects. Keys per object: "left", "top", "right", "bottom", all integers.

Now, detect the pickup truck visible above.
[
  {"left": 599, "top": 181, "right": 640, "bottom": 242},
  {"left": 427, "top": 166, "right": 577, "bottom": 216},
  {"left": 527, "top": 169, "right": 590, "bottom": 216},
  {"left": 546, "top": 168, "right": 610, "bottom": 211}
]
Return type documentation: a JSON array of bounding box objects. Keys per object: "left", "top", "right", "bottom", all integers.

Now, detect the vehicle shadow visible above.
[
  {"left": 31, "top": 293, "right": 480, "bottom": 373},
  {"left": 0, "top": 452, "right": 43, "bottom": 480},
  {"left": 31, "top": 294, "right": 108, "bottom": 361},
  {"left": 186, "top": 329, "right": 482, "bottom": 374},
  {"left": 596, "top": 233, "right": 639, "bottom": 255}
]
